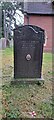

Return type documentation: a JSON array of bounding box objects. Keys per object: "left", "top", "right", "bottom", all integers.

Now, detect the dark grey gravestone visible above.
[{"left": 14, "top": 25, "right": 45, "bottom": 79}]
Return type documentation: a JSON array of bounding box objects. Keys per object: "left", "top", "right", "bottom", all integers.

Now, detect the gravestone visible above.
[
  {"left": 14, "top": 25, "right": 45, "bottom": 79},
  {"left": 0, "top": 38, "right": 6, "bottom": 49}
]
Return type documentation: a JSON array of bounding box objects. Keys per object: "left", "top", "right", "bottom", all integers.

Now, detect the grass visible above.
[
  {"left": 0, "top": 47, "right": 53, "bottom": 119},
  {"left": 2, "top": 47, "right": 13, "bottom": 56}
]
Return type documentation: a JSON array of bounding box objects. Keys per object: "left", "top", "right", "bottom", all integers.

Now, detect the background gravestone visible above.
[
  {"left": 14, "top": 25, "right": 45, "bottom": 79},
  {"left": 0, "top": 38, "right": 6, "bottom": 49}
]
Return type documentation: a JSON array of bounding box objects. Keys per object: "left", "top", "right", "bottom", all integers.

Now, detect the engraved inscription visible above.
[{"left": 19, "top": 41, "right": 39, "bottom": 49}]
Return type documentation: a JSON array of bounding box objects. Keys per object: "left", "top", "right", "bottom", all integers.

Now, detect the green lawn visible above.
[{"left": 0, "top": 47, "right": 53, "bottom": 119}]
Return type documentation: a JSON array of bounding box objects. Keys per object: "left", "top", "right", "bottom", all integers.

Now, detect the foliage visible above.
[{"left": 1, "top": 1, "right": 24, "bottom": 39}]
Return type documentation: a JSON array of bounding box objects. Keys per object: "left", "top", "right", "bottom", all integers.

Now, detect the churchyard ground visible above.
[{"left": 0, "top": 47, "right": 53, "bottom": 119}]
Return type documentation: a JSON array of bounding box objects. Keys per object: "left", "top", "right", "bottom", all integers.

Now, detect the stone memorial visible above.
[{"left": 14, "top": 25, "right": 45, "bottom": 82}]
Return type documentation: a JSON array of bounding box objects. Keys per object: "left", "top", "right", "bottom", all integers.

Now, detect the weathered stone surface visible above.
[{"left": 14, "top": 25, "right": 45, "bottom": 79}]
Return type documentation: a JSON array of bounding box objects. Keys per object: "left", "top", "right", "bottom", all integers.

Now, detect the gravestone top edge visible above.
[
  {"left": 14, "top": 25, "right": 45, "bottom": 32},
  {"left": 14, "top": 25, "right": 45, "bottom": 43}
]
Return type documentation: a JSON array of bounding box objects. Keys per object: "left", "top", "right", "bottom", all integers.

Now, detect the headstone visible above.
[
  {"left": 9, "top": 39, "right": 13, "bottom": 47},
  {"left": 0, "top": 38, "right": 6, "bottom": 49},
  {"left": 0, "top": 39, "right": 2, "bottom": 50},
  {"left": 14, "top": 25, "right": 45, "bottom": 79}
]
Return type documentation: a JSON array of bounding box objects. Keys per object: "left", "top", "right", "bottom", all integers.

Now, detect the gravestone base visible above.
[{"left": 11, "top": 77, "right": 44, "bottom": 85}]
